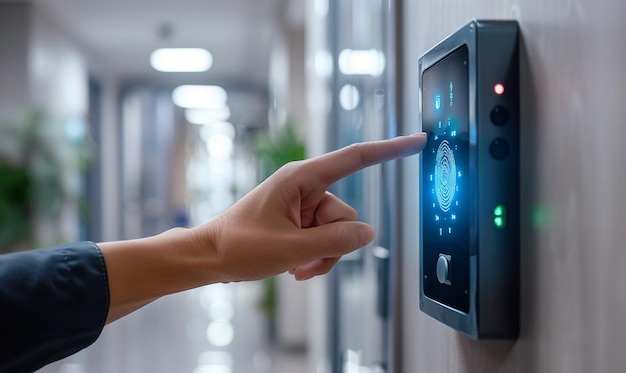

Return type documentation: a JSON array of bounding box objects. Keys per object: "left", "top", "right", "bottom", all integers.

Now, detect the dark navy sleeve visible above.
[{"left": 0, "top": 242, "right": 110, "bottom": 373}]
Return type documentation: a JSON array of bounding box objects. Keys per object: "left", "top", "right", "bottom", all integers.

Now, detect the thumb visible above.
[{"left": 298, "top": 221, "right": 375, "bottom": 260}]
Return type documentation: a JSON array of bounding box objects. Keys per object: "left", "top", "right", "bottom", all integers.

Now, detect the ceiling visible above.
[
  {"left": 36, "top": 0, "right": 299, "bottom": 88},
  {"left": 31, "top": 0, "right": 304, "bottom": 127}
]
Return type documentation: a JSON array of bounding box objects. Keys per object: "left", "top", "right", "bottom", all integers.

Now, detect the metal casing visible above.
[{"left": 418, "top": 20, "right": 520, "bottom": 339}]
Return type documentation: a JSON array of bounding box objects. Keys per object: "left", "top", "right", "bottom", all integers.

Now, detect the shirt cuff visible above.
[{"left": 0, "top": 241, "right": 110, "bottom": 372}]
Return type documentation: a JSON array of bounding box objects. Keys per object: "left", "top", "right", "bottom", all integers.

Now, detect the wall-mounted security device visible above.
[{"left": 418, "top": 20, "right": 520, "bottom": 339}]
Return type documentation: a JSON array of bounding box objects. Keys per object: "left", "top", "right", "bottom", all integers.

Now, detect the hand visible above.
[
  {"left": 190, "top": 132, "right": 427, "bottom": 282},
  {"left": 100, "top": 133, "right": 426, "bottom": 323}
]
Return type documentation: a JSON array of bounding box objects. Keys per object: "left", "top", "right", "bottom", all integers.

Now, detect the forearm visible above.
[{"left": 99, "top": 226, "right": 219, "bottom": 324}]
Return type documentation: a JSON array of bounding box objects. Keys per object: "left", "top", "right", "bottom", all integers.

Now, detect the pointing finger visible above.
[{"left": 308, "top": 132, "right": 427, "bottom": 186}]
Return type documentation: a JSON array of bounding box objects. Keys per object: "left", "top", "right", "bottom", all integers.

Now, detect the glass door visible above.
[{"left": 326, "top": 0, "right": 399, "bottom": 372}]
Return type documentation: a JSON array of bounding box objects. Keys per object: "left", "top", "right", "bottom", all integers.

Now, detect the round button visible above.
[
  {"left": 489, "top": 138, "right": 510, "bottom": 160},
  {"left": 490, "top": 106, "right": 509, "bottom": 126},
  {"left": 436, "top": 255, "right": 451, "bottom": 284}
]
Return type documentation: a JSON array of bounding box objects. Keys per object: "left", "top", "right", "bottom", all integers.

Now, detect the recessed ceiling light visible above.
[
  {"left": 199, "top": 122, "right": 236, "bottom": 140},
  {"left": 172, "top": 85, "right": 227, "bottom": 109},
  {"left": 338, "top": 49, "right": 385, "bottom": 76},
  {"left": 150, "top": 48, "right": 213, "bottom": 72},
  {"left": 185, "top": 107, "right": 231, "bottom": 124}
]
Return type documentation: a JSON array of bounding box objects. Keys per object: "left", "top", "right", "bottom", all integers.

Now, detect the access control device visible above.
[{"left": 419, "top": 20, "right": 520, "bottom": 339}]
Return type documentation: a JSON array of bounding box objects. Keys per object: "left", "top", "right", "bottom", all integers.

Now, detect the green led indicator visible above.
[
  {"left": 494, "top": 204, "right": 506, "bottom": 228},
  {"left": 494, "top": 216, "right": 505, "bottom": 228}
]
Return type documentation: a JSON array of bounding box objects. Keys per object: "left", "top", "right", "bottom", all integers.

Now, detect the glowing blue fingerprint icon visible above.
[
  {"left": 435, "top": 140, "right": 457, "bottom": 213},
  {"left": 435, "top": 95, "right": 441, "bottom": 110}
]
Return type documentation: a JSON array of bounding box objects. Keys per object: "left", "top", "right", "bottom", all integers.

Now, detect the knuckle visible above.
[
  {"left": 346, "top": 143, "right": 366, "bottom": 166},
  {"left": 277, "top": 160, "right": 302, "bottom": 175}
]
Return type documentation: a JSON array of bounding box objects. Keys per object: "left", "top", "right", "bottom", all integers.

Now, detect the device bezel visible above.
[{"left": 418, "top": 19, "right": 520, "bottom": 339}]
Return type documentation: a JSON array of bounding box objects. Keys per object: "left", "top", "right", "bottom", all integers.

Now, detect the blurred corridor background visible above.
[
  {"left": 2, "top": 0, "right": 626, "bottom": 372},
  {"left": 1, "top": 1, "right": 315, "bottom": 372}
]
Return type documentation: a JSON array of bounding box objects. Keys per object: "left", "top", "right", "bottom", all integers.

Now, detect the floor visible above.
[{"left": 37, "top": 281, "right": 308, "bottom": 373}]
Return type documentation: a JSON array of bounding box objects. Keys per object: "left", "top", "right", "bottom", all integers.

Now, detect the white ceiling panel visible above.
[{"left": 34, "top": 0, "right": 286, "bottom": 88}]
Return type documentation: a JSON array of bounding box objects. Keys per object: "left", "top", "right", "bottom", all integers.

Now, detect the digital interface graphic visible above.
[
  {"left": 435, "top": 139, "right": 456, "bottom": 213},
  {"left": 422, "top": 45, "right": 470, "bottom": 312}
]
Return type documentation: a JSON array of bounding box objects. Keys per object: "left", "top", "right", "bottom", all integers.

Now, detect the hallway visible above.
[{"left": 39, "top": 281, "right": 307, "bottom": 373}]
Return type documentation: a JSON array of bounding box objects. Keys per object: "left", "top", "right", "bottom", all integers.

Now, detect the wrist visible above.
[
  {"left": 151, "top": 225, "right": 221, "bottom": 289},
  {"left": 100, "top": 224, "right": 220, "bottom": 323}
]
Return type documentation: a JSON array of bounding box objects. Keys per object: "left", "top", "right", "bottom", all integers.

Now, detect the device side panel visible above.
[{"left": 476, "top": 21, "right": 520, "bottom": 338}]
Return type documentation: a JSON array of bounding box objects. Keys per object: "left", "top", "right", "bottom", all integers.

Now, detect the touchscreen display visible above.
[{"left": 422, "top": 45, "right": 470, "bottom": 312}]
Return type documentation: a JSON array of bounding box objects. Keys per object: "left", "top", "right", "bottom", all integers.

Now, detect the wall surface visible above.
[
  {"left": 0, "top": 3, "right": 89, "bottom": 245},
  {"left": 29, "top": 3, "right": 89, "bottom": 244},
  {"left": 0, "top": 3, "right": 29, "bottom": 119},
  {"left": 401, "top": 0, "right": 626, "bottom": 372}
]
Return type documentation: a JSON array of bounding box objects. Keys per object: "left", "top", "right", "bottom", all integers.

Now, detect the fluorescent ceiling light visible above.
[
  {"left": 207, "top": 134, "right": 234, "bottom": 160},
  {"left": 150, "top": 48, "right": 213, "bottom": 72},
  {"left": 185, "top": 107, "right": 231, "bottom": 124},
  {"left": 200, "top": 122, "right": 236, "bottom": 140},
  {"left": 172, "top": 85, "right": 227, "bottom": 109},
  {"left": 338, "top": 49, "right": 386, "bottom": 76}
]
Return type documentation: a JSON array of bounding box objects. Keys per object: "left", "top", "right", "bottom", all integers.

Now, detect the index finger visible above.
[{"left": 310, "top": 132, "right": 427, "bottom": 186}]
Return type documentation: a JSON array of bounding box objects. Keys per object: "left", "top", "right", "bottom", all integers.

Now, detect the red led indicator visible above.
[{"left": 494, "top": 83, "right": 505, "bottom": 95}]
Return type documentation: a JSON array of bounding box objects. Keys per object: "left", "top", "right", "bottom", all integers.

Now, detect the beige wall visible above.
[{"left": 401, "top": 0, "right": 626, "bottom": 372}]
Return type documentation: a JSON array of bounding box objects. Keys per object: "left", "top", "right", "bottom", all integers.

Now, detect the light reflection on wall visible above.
[
  {"left": 314, "top": 50, "right": 333, "bottom": 78},
  {"left": 314, "top": 0, "right": 329, "bottom": 17},
  {"left": 339, "top": 84, "right": 360, "bottom": 111}
]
